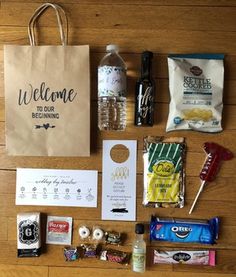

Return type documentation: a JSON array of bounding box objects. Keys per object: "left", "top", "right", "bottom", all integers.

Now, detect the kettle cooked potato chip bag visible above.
[{"left": 166, "top": 54, "right": 224, "bottom": 132}]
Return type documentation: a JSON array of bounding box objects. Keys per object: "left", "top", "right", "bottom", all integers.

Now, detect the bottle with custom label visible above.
[
  {"left": 135, "top": 51, "right": 155, "bottom": 126},
  {"left": 98, "top": 44, "right": 127, "bottom": 131},
  {"left": 132, "top": 223, "right": 146, "bottom": 273}
]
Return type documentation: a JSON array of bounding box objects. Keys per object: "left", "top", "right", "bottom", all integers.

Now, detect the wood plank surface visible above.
[
  {"left": 49, "top": 267, "right": 236, "bottom": 277},
  {"left": 1, "top": 3, "right": 236, "bottom": 32},
  {"left": 1, "top": 27, "right": 236, "bottom": 54},
  {"left": 0, "top": 1, "right": 236, "bottom": 277},
  {"left": 48, "top": 267, "right": 236, "bottom": 277},
  {"left": 2, "top": 0, "right": 236, "bottom": 6},
  {"left": 0, "top": 264, "right": 48, "bottom": 277}
]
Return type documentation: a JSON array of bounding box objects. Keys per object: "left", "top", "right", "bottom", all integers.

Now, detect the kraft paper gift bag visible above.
[{"left": 4, "top": 3, "right": 90, "bottom": 156}]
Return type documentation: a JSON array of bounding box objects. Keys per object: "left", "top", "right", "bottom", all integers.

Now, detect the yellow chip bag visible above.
[{"left": 143, "top": 136, "right": 186, "bottom": 208}]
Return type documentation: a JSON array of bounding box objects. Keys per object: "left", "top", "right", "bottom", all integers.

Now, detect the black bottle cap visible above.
[
  {"left": 142, "top": 51, "right": 153, "bottom": 59},
  {"left": 135, "top": 223, "right": 145, "bottom": 234}
]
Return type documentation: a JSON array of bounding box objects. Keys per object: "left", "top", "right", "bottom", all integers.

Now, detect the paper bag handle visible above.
[{"left": 28, "top": 3, "right": 68, "bottom": 46}]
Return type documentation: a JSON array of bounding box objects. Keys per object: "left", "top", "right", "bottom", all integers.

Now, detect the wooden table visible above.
[{"left": 0, "top": 0, "right": 236, "bottom": 276}]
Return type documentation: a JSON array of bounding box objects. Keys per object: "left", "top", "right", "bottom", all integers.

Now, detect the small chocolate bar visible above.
[
  {"left": 100, "top": 249, "right": 130, "bottom": 264},
  {"left": 17, "top": 212, "right": 41, "bottom": 257},
  {"left": 81, "top": 244, "right": 98, "bottom": 258},
  {"left": 64, "top": 247, "right": 79, "bottom": 261},
  {"left": 105, "top": 231, "right": 121, "bottom": 245}
]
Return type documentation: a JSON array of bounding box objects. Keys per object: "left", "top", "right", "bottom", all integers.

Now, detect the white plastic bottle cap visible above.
[
  {"left": 106, "top": 44, "right": 119, "bottom": 52},
  {"left": 79, "top": 226, "right": 90, "bottom": 239}
]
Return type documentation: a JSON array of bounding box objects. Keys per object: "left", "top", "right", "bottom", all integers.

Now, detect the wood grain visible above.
[
  {"left": 48, "top": 267, "right": 236, "bottom": 277},
  {"left": 1, "top": 3, "right": 236, "bottom": 32},
  {"left": 1, "top": 27, "right": 236, "bottom": 54},
  {"left": 1, "top": 50, "right": 236, "bottom": 80},
  {"left": 0, "top": 265, "right": 48, "bottom": 277},
  {"left": 0, "top": 1, "right": 236, "bottom": 276},
  {"left": 2, "top": 0, "right": 236, "bottom": 6}
]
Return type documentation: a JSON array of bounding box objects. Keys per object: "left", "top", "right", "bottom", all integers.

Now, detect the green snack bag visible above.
[{"left": 143, "top": 136, "right": 186, "bottom": 208}]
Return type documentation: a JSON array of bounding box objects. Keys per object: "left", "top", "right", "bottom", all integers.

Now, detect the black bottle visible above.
[{"left": 135, "top": 51, "right": 155, "bottom": 126}]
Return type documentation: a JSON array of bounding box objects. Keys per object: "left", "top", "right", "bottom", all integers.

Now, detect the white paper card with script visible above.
[
  {"left": 16, "top": 168, "right": 97, "bottom": 207},
  {"left": 102, "top": 140, "right": 137, "bottom": 221}
]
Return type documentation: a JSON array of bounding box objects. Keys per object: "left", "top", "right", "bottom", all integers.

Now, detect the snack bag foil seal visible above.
[
  {"left": 143, "top": 136, "right": 186, "bottom": 208},
  {"left": 17, "top": 212, "right": 41, "bottom": 257},
  {"left": 166, "top": 54, "right": 224, "bottom": 133}
]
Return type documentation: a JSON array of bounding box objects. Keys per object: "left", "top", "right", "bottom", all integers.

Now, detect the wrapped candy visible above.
[
  {"left": 189, "top": 142, "right": 233, "bottom": 214},
  {"left": 153, "top": 249, "right": 216, "bottom": 266},
  {"left": 100, "top": 248, "right": 130, "bottom": 264},
  {"left": 143, "top": 136, "right": 186, "bottom": 208},
  {"left": 64, "top": 247, "right": 79, "bottom": 261},
  {"left": 150, "top": 216, "right": 219, "bottom": 244}
]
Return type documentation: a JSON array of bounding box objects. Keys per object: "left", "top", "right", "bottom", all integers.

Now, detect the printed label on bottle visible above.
[
  {"left": 98, "top": 66, "right": 126, "bottom": 97},
  {"left": 137, "top": 86, "right": 153, "bottom": 119},
  {"left": 132, "top": 249, "right": 146, "bottom": 272}
]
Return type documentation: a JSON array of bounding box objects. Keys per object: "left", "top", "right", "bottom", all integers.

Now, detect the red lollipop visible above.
[{"left": 189, "top": 142, "right": 234, "bottom": 214}]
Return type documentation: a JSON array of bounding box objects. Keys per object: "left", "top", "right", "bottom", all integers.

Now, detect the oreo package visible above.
[
  {"left": 150, "top": 216, "right": 219, "bottom": 244},
  {"left": 17, "top": 212, "right": 41, "bottom": 257}
]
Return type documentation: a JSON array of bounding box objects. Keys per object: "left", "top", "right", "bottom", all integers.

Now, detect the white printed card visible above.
[{"left": 16, "top": 168, "right": 97, "bottom": 207}]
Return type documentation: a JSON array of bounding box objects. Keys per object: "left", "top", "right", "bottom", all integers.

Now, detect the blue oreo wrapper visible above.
[{"left": 150, "top": 216, "right": 219, "bottom": 244}]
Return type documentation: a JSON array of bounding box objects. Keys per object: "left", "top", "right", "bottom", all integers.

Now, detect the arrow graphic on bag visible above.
[{"left": 35, "top": 123, "right": 56, "bottom": 130}]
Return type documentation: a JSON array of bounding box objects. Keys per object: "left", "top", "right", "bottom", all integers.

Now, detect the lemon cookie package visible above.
[
  {"left": 143, "top": 136, "right": 186, "bottom": 208},
  {"left": 166, "top": 54, "right": 224, "bottom": 133}
]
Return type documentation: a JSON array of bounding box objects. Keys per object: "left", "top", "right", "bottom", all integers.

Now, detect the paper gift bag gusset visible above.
[{"left": 4, "top": 3, "right": 90, "bottom": 156}]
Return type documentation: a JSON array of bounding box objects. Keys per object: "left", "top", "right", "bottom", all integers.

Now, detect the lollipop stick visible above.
[{"left": 189, "top": 180, "right": 206, "bottom": 214}]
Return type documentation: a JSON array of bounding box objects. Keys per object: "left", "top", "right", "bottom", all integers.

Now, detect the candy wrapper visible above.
[
  {"left": 46, "top": 216, "right": 72, "bottom": 245},
  {"left": 81, "top": 244, "right": 98, "bottom": 258},
  {"left": 100, "top": 249, "right": 130, "bottom": 265},
  {"left": 78, "top": 225, "right": 91, "bottom": 240},
  {"left": 143, "top": 136, "right": 186, "bottom": 208},
  {"left": 150, "top": 216, "right": 219, "bottom": 244},
  {"left": 105, "top": 231, "right": 122, "bottom": 245},
  {"left": 153, "top": 249, "right": 216, "bottom": 266},
  {"left": 17, "top": 212, "right": 41, "bottom": 257},
  {"left": 64, "top": 247, "right": 79, "bottom": 261},
  {"left": 92, "top": 226, "right": 104, "bottom": 241}
]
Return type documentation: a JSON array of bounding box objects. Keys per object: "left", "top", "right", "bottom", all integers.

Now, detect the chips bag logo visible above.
[
  {"left": 173, "top": 252, "right": 191, "bottom": 262},
  {"left": 19, "top": 220, "right": 39, "bottom": 245},
  {"left": 48, "top": 221, "right": 69, "bottom": 233},
  {"left": 190, "top": 66, "right": 202, "bottom": 76},
  {"left": 152, "top": 160, "right": 175, "bottom": 177},
  {"left": 171, "top": 226, "right": 192, "bottom": 239}
]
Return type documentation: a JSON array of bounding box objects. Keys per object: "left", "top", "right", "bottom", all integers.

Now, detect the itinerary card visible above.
[
  {"left": 102, "top": 140, "right": 137, "bottom": 221},
  {"left": 16, "top": 168, "right": 97, "bottom": 207}
]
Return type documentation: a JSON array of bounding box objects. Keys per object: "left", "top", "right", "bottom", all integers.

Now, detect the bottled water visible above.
[{"left": 98, "top": 44, "right": 127, "bottom": 131}]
